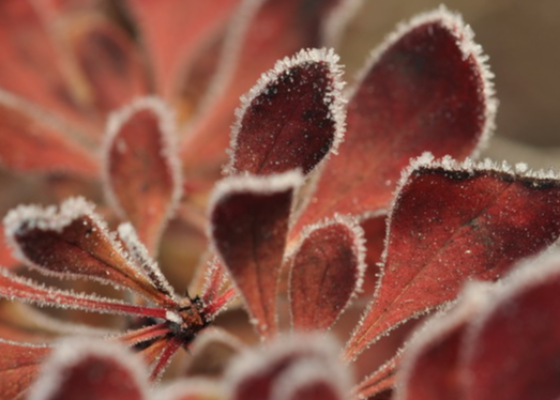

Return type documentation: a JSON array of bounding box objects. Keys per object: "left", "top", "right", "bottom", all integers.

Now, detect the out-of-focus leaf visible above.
[
  {"left": 105, "top": 98, "right": 181, "bottom": 254},
  {"left": 65, "top": 13, "right": 149, "bottom": 118},
  {"left": 345, "top": 156, "right": 560, "bottom": 361},
  {"left": 0, "top": 91, "right": 98, "bottom": 177},
  {"left": 225, "top": 334, "right": 349, "bottom": 400},
  {"left": 0, "top": 339, "right": 50, "bottom": 400},
  {"left": 125, "top": 0, "right": 242, "bottom": 99},
  {"left": 395, "top": 284, "right": 492, "bottom": 400},
  {"left": 27, "top": 339, "right": 147, "bottom": 400},
  {"left": 209, "top": 172, "right": 302, "bottom": 338},
  {"left": 462, "top": 253, "right": 560, "bottom": 400}
]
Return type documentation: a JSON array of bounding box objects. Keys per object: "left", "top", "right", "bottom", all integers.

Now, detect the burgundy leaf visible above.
[
  {"left": 224, "top": 48, "right": 345, "bottom": 176},
  {"left": 180, "top": 0, "right": 343, "bottom": 173},
  {"left": 462, "top": 253, "right": 560, "bottom": 400},
  {"left": 66, "top": 13, "right": 149, "bottom": 117},
  {"left": 105, "top": 98, "right": 182, "bottom": 254},
  {"left": 225, "top": 333, "right": 349, "bottom": 400},
  {"left": 150, "top": 336, "right": 183, "bottom": 382},
  {"left": 125, "top": 0, "right": 241, "bottom": 99},
  {"left": 395, "top": 283, "right": 492, "bottom": 400},
  {"left": 344, "top": 156, "right": 560, "bottom": 362},
  {"left": 183, "top": 328, "right": 243, "bottom": 378},
  {"left": 27, "top": 339, "right": 147, "bottom": 400},
  {"left": 4, "top": 197, "right": 176, "bottom": 308},
  {"left": 354, "top": 358, "right": 398, "bottom": 400},
  {"left": 289, "top": 215, "right": 365, "bottom": 331},
  {"left": 293, "top": 6, "right": 497, "bottom": 235},
  {"left": 209, "top": 172, "right": 302, "bottom": 338},
  {"left": 0, "top": 340, "right": 50, "bottom": 400},
  {"left": 0, "top": 268, "right": 167, "bottom": 320},
  {"left": 0, "top": 90, "right": 98, "bottom": 176}
]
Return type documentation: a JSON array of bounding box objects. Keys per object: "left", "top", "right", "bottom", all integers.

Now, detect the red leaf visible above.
[
  {"left": 354, "top": 356, "right": 399, "bottom": 400},
  {"left": 293, "top": 7, "right": 497, "bottom": 235},
  {"left": 0, "top": 229, "right": 19, "bottom": 269},
  {"left": 0, "top": 340, "right": 50, "bottom": 400},
  {"left": 0, "top": 268, "right": 167, "bottom": 320},
  {"left": 0, "top": 91, "right": 99, "bottom": 177},
  {"left": 28, "top": 339, "right": 147, "bottom": 400},
  {"left": 462, "top": 253, "right": 560, "bottom": 400},
  {"left": 4, "top": 197, "right": 175, "bottom": 308},
  {"left": 395, "top": 283, "right": 492, "bottom": 400},
  {"left": 66, "top": 14, "right": 149, "bottom": 118},
  {"left": 209, "top": 172, "right": 303, "bottom": 338},
  {"left": 105, "top": 99, "right": 182, "bottom": 254},
  {"left": 180, "top": 0, "right": 343, "bottom": 172},
  {"left": 289, "top": 215, "right": 365, "bottom": 331},
  {"left": 225, "top": 333, "right": 349, "bottom": 400},
  {"left": 224, "top": 48, "right": 345, "bottom": 176},
  {"left": 125, "top": 0, "right": 242, "bottom": 99},
  {"left": 344, "top": 156, "right": 560, "bottom": 362},
  {"left": 0, "top": 0, "right": 96, "bottom": 136}
]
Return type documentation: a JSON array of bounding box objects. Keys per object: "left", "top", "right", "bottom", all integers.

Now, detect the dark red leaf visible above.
[
  {"left": 4, "top": 197, "right": 175, "bottom": 308},
  {"left": 105, "top": 99, "right": 182, "bottom": 254},
  {"left": 0, "top": 268, "right": 167, "bottom": 320},
  {"left": 395, "top": 284, "right": 492, "bottom": 400},
  {"left": 224, "top": 48, "right": 344, "bottom": 176},
  {"left": 0, "top": 339, "right": 50, "bottom": 400},
  {"left": 462, "top": 253, "right": 560, "bottom": 400},
  {"left": 289, "top": 215, "right": 365, "bottom": 331},
  {"left": 0, "top": 92, "right": 98, "bottom": 176},
  {"left": 180, "top": 0, "right": 343, "bottom": 173},
  {"left": 125, "top": 0, "right": 242, "bottom": 99},
  {"left": 226, "top": 334, "right": 348, "bottom": 400},
  {"left": 67, "top": 13, "right": 149, "bottom": 117},
  {"left": 293, "top": 7, "right": 496, "bottom": 236},
  {"left": 28, "top": 339, "right": 147, "bottom": 400},
  {"left": 344, "top": 156, "right": 560, "bottom": 361},
  {"left": 353, "top": 353, "right": 400, "bottom": 400},
  {"left": 209, "top": 171, "right": 302, "bottom": 338}
]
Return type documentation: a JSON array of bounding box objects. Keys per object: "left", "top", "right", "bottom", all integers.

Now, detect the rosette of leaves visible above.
[{"left": 1, "top": 2, "right": 560, "bottom": 400}]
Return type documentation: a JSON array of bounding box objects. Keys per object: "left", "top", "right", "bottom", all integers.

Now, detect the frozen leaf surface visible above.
[
  {"left": 181, "top": 0, "right": 343, "bottom": 172},
  {"left": 289, "top": 215, "right": 365, "bottom": 331},
  {"left": 209, "top": 172, "right": 302, "bottom": 338},
  {"left": 0, "top": 268, "right": 167, "bottom": 319},
  {"left": 105, "top": 98, "right": 181, "bottom": 254},
  {"left": 345, "top": 156, "right": 560, "bottom": 361},
  {"left": 225, "top": 48, "right": 345, "bottom": 176},
  {"left": 4, "top": 197, "right": 175, "bottom": 307},
  {"left": 294, "top": 7, "right": 496, "bottom": 234}
]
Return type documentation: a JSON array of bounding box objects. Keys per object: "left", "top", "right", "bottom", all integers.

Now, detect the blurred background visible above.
[{"left": 339, "top": 0, "right": 560, "bottom": 168}]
